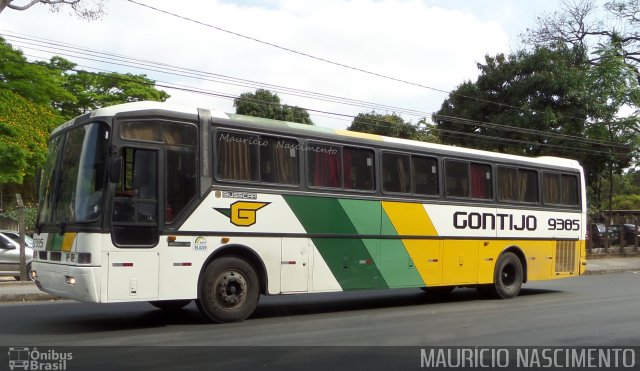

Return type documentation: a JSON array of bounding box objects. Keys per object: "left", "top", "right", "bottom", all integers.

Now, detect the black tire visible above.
[
  {"left": 420, "top": 286, "right": 455, "bottom": 297},
  {"left": 148, "top": 300, "right": 192, "bottom": 311},
  {"left": 478, "top": 252, "right": 523, "bottom": 299},
  {"left": 197, "top": 256, "right": 260, "bottom": 323}
]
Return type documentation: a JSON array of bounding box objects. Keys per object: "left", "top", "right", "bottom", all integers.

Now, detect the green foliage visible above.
[
  {"left": 435, "top": 45, "right": 593, "bottom": 157},
  {"left": 57, "top": 69, "right": 170, "bottom": 118},
  {"left": 433, "top": 43, "right": 640, "bottom": 214},
  {"left": 0, "top": 38, "right": 75, "bottom": 106},
  {"left": 234, "top": 89, "right": 314, "bottom": 125},
  {"left": 0, "top": 89, "right": 61, "bottom": 184},
  {"left": 0, "top": 36, "right": 169, "bottom": 206},
  {"left": 0, "top": 37, "right": 170, "bottom": 121},
  {"left": 0, "top": 141, "right": 26, "bottom": 184},
  {"left": 611, "top": 194, "right": 640, "bottom": 210},
  {"left": 348, "top": 111, "right": 422, "bottom": 139},
  {"left": 0, "top": 206, "right": 38, "bottom": 232}
]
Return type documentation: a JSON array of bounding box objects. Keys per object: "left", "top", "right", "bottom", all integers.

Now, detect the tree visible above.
[
  {"left": 1, "top": 38, "right": 170, "bottom": 120},
  {"left": 524, "top": 0, "right": 640, "bottom": 76},
  {"left": 234, "top": 89, "right": 314, "bottom": 125},
  {"left": 348, "top": 111, "right": 423, "bottom": 139},
  {"left": 434, "top": 44, "right": 639, "bottom": 213},
  {"left": 0, "top": 0, "right": 105, "bottom": 19},
  {"left": 0, "top": 37, "right": 169, "bottom": 204},
  {"left": 435, "top": 45, "right": 594, "bottom": 157},
  {"left": 524, "top": 1, "right": 640, "bottom": 212},
  {"left": 56, "top": 68, "right": 171, "bottom": 118},
  {"left": 0, "top": 89, "right": 60, "bottom": 184},
  {"left": 0, "top": 38, "right": 75, "bottom": 107}
]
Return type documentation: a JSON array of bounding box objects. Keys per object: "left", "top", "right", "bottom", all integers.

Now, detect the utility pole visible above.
[{"left": 16, "top": 194, "right": 27, "bottom": 281}]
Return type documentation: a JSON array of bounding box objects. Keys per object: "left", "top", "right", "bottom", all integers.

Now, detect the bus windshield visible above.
[{"left": 38, "top": 123, "right": 110, "bottom": 226}]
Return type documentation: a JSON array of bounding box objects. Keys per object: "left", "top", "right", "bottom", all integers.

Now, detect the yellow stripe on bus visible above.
[
  {"left": 334, "top": 130, "right": 383, "bottom": 141},
  {"left": 382, "top": 202, "right": 442, "bottom": 285},
  {"left": 62, "top": 232, "right": 77, "bottom": 252}
]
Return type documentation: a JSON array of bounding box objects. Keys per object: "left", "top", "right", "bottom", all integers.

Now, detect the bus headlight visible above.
[{"left": 65, "top": 275, "right": 76, "bottom": 285}]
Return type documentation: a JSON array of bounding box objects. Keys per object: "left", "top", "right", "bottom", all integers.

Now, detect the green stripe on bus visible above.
[
  {"left": 380, "top": 210, "right": 426, "bottom": 287},
  {"left": 284, "top": 195, "right": 388, "bottom": 290},
  {"left": 46, "top": 233, "right": 64, "bottom": 251},
  {"left": 339, "top": 199, "right": 424, "bottom": 287}
]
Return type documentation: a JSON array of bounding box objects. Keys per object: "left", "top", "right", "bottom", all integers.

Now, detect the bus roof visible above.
[{"left": 83, "top": 101, "right": 581, "bottom": 171}]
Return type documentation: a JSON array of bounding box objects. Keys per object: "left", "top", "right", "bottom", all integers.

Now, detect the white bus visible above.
[{"left": 32, "top": 101, "right": 587, "bottom": 323}]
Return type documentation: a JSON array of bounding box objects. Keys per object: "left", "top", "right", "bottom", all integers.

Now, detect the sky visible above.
[{"left": 0, "top": 0, "right": 565, "bottom": 129}]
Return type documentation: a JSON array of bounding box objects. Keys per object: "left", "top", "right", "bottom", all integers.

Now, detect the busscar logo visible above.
[{"left": 214, "top": 201, "right": 270, "bottom": 227}]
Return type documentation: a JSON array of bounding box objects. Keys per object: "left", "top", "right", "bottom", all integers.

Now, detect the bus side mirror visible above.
[{"left": 110, "top": 156, "right": 122, "bottom": 183}]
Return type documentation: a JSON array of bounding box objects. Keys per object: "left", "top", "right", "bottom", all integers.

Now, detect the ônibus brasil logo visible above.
[
  {"left": 8, "top": 347, "right": 72, "bottom": 370},
  {"left": 214, "top": 201, "right": 270, "bottom": 227}
]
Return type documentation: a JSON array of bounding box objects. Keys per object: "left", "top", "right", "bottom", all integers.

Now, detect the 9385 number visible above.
[{"left": 548, "top": 218, "right": 580, "bottom": 231}]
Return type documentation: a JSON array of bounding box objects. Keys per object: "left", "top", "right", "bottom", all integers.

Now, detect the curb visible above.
[
  {"left": 0, "top": 281, "right": 60, "bottom": 303},
  {"left": 0, "top": 292, "right": 59, "bottom": 302},
  {"left": 584, "top": 268, "right": 629, "bottom": 275}
]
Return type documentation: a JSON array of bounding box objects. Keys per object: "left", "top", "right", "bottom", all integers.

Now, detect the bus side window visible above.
[
  {"left": 382, "top": 152, "right": 410, "bottom": 193},
  {"left": 413, "top": 156, "right": 438, "bottom": 195},
  {"left": 543, "top": 172, "right": 579, "bottom": 206},
  {"left": 166, "top": 146, "right": 197, "bottom": 223},
  {"left": 445, "top": 160, "right": 492, "bottom": 199},
  {"left": 308, "top": 144, "right": 341, "bottom": 188},
  {"left": 497, "top": 167, "right": 538, "bottom": 203},
  {"left": 445, "top": 160, "right": 469, "bottom": 198},
  {"left": 344, "top": 147, "right": 374, "bottom": 191},
  {"left": 260, "top": 136, "right": 299, "bottom": 185},
  {"left": 216, "top": 131, "right": 259, "bottom": 182},
  {"left": 470, "top": 163, "right": 492, "bottom": 199}
]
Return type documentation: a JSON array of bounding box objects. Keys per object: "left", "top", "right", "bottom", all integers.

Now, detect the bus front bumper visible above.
[{"left": 32, "top": 262, "right": 101, "bottom": 302}]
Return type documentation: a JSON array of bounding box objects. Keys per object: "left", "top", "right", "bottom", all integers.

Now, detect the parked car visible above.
[
  {"left": 588, "top": 223, "right": 617, "bottom": 249},
  {"left": 0, "top": 231, "right": 34, "bottom": 280},
  {"left": 610, "top": 224, "right": 640, "bottom": 246}
]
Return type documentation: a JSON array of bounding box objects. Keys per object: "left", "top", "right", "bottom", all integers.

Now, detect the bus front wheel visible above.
[
  {"left": 197, "top": 256, "right": 260, "bottom": 323},
  {"left": 478, "top": 252, "right": 523, "bottom": 299}
]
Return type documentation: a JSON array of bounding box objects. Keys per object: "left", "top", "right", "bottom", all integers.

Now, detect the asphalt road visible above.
[{"left": 1, "top": 272, "right": 639, "bottom": 370}]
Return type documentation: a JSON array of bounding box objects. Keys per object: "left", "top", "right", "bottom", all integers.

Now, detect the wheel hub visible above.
[
  {"left": 215, "top": 270, "right": 247, "bottom": 308},
  {"left": 501, "top": 264, "right": 516, "bottom": 286}
]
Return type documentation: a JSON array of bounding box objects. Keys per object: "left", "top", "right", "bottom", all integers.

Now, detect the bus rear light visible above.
[{"left": 77, "top": 253, "right": 92, "bottom": 265}]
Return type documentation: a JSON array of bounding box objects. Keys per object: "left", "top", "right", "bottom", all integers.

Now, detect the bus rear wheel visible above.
[
  {"left": 478, "top": 252, "right": 523, "bottom": 299},
  {"left": 197, "top": 256, "right": 259, "bottom": 323}
]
